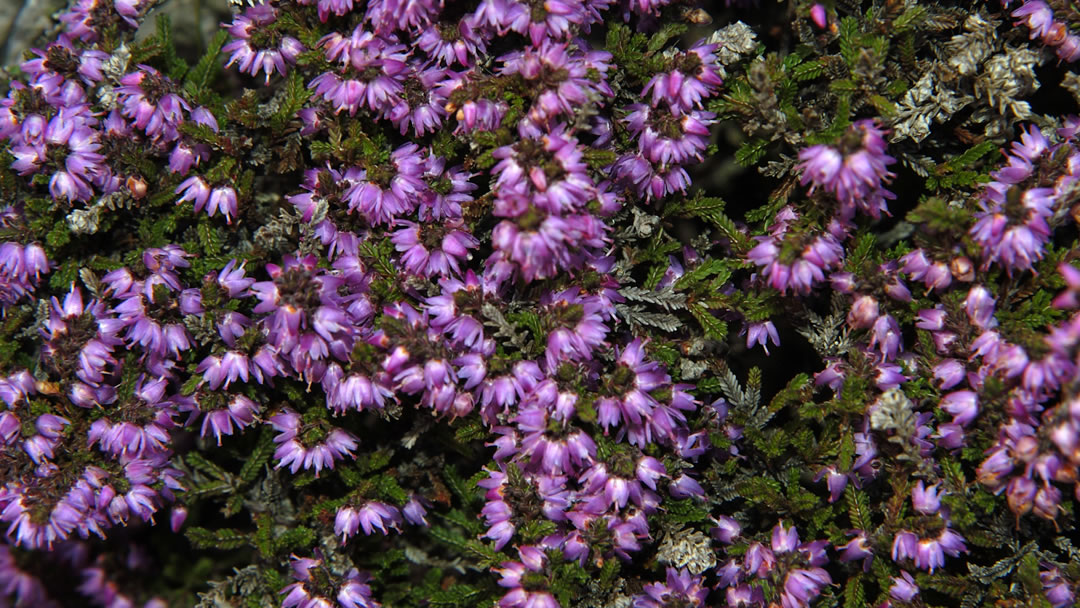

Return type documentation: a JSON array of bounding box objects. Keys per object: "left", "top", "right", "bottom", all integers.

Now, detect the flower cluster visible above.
[{"left": 3, "top": 1, "right": 1080, "bottom": 608}]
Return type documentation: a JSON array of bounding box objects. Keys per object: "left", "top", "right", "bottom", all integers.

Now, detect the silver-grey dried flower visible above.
[
  {"left": 656, "top": 526, "right": 716, "bottom": 574},
  {"left": 708, "top": 21, "right": 758, "bottom": 67}
]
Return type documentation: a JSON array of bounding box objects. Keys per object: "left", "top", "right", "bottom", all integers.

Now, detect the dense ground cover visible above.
[{"left": 1, "top": 0, "right": 1079, "bottom": 606}]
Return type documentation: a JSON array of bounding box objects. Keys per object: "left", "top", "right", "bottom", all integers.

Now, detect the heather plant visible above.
[{"left": 1, "top": 0, "right": 1080, "bottom": 607}]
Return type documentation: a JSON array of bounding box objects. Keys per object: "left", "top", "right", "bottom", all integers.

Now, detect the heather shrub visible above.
[{"left": 1, "top": 0, "right": 1079, "bottom": 607}]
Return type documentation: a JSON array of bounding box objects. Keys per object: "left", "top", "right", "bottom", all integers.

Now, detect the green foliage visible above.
[
  {"left": 185, "top": 527, "right": 250, "bottom": 551},
  {"left": 272, "top": 71, "right": 313, "bottom": 131},
  {"left": 689, "top": 303, "right": 727, "bottom": 341},
  {"left": 735, "top": 138, "right": 769, "bottom": 167},
  {"left": 184, "top": 30, "right": 230, "bottom": 100},
  {"left": 661, "top": 498, "right": 712, "bottom": 526},
  {"left": 845, "top": 487, "right": 874, "bottom": 532},
  {"left": 926, "top": 141, "right": 1000, "bottom": 189}
]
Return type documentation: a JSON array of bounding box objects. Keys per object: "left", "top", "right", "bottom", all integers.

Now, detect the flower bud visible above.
[
  {"left": 847, "top": 295, "right": 879, "bottom": 329},
  {"left": 950, "top": 256, "right": 974, "bottom": 282}
]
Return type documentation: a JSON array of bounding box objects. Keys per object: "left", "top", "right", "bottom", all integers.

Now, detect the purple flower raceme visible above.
[
  {"left": 495, "top": 40, "right": 613, "bottom": 135},
  {"left": 0, "top": 242, "right": 50, "bottom": 310},
  {"left": 623, "top": 104, "right": 714, "bottom": 166},
  {"left": 251, "top": 253, "right": 357, "bottom": 380},
  {"left": 488, "top": 195, "right": 608, "bottom": 285},
  {"left": 390, "top": 218, "right": 478, "bottom": 277},
  {"left": 970, "top": 125, "right": 1078, "bottom": 274},
  {"left": 223, "top": 4, "right": 304, "bottom": 84},
  {"left": 176, "top": 176, "right": 239, "bottom": 223},
  {"left": 176, "top": 392, "right": 260, "bottom": 445},
  {"left": 1012, "top": 1, "right": 1080, "bottom": 62},
  {"left": 60, "top": 0, "right": 145, "bottom": 42},
  {"left": 383, "top": 62, "right": 449, "bottom": 136},
  {"left": 281, "top": 555, "right": 382, "bottom": 608},
  {"left": 746, "top": 209, "right": 845, "bottom": 295},
  {"left": 269, "top": 409, "right": 359, "bottom": 476},
  {"left": 491, "top": 131, "right": 596, "bottom": 214},
  {"left": 309, "top": 33, "right": 408, "bottom": 115},
  {"left": 115, "top": 65, "right": 191, "bottom": 142},
  {"left": 10, "top": 109, "right": 103, "bottom": 202},
  {"left": 632, "top": 568, "right": 708, "bottom": 608},
  {"left": 343, "top": 143, "right": 427, "bottom": 225},
  {"left": 797, "top": 119, "right": 896, "bottom": 219},
  {"left": 335, "top": 501, "right": 403, "bottom": 540},
  {"left": 21, "top": 34, "right": 108, "bottom": 90},
  {"left": 643, "top": 40, "right": 723, "bottom": 113},
  {"left": 416, "top": 12, "right": 489, "bottom": 67},
  {"left": 494, "top": 546, "right": 560, "bottom": 608},
  {"left": 476, "top": 0, "right": 584, "bottom": 46}
]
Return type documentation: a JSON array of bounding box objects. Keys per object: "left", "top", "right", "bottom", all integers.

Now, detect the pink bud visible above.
[
  {"left": 171, "top": 506, "right": 188, "bottom": 532},
  {"left": 810, "top": 3, "right": 828, "bottom": 29}
]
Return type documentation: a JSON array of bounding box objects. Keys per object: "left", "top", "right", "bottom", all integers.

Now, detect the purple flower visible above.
[
  {"left": 116, "top": 65, "right": 191, "bottom": 141},
  {"left": 10, "top": 110, "right": 103, "bottom": 202},
  {"left": 542, "top": 289, "right": 610, "bottom": 371},
  {"left": 496, "top": 40, "right": 612, "bottom": 132},
  {"left": 383, "top": 63, "right": 448, "bottom": 136},
  {"left": 310, "top": 35, "right": 407, "bottom": 115},
  {"left": 1041, "top": 566, "right": 1076, "bottom": 608},
  {"left": 390, "top": 219, "right": 478, "bottom": 277},
  {"left": 911, "top": 481, "right": 941, "bottom": 515},
  {"left": 477, "top": 0, "right": 584, "bottom": 46},
  {"left": 492, "top": 131, "right": 595, "bottom": 214},
  {"left": 495, "top": 547, "right": 560, "bottom": 608},
  {"left": 1013, "top": 1, "right": 1055, "bottom": 40},
  {"left": 632, "top": 568, "right": 708, "bottom": 608},
  {"left": 343, "top": 143, "right": 426, "bottom": 224},
  {"left": 623, "top": 104, "right": 714, "bottom": 166},
  {"left": 837, "top": 533, "right": 873, "bottom": 566},
  {"left": 643, "top": 41, "right": 723, "bottom": 113},
  {"left": 416, "top": 14, "right": 488, "bottom": 66},
  {"left": 269, "top": 409, "right": 359, "bottom": 476},
  {"left": 940, "top": 390, "right": 979, "bottom": 426},
  {"left": 489, "top": 202, "right": 608, "bottom": 284},
  {"left": 781, "top": 567, "right": 831, "bottom": 608},
  {"left": 745, "top": 320, "right": 780, "bottom": 355},
  {"left": 889, "top": 571, "right": 920, "bottom": 602},
  {"left": 797, "top": 120, "right": 896, "bottom": 217},
  {"left": 282, "top": 556, "right": 382, "bottom": 608},
  {"left": 335, "top": 501, "right": 402, "bottom": 540},
  {"left": 60, "top": 0, "right": 144, "bottom": 41},
  {"left": 224, "top": 5, "right": 303, "bottom": 84}
]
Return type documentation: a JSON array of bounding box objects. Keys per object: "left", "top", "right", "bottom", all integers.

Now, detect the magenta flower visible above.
[
  {"left": 309, "top": 37, "right": 407, "bottom": 115},
  {"left": 495, "top": 40, "right": 612, "bottom": 131},
  {"left": 797, "top": 119, "right": 896, "bottom": 217},
  {"left": 911, "top": 480, "right": 942, "bottom": 515},
  {"left": 623, "top": 104, "right": 714, "bottom": 166},
  {"left": 889, "top": 571, "right": 920, "bottom": 602},
  {"left": 115, "top": 65, "right": 191, "bottom": 141},
  {"left": 643, "top": 41, "right": 723, "bottom": 113},
  {"left": 223, "top": 4, "right": 304, "bottom": 84},
  {"left": 633, "top": 568, "right": 708, "bottom": 608},
  {"left": 269, "top": 409, "right": 359, "bottom": 476},
  {"left": 335, "top": 501, "right": 402, "bottom": 540},
  {"left": 281, "top": 556, "right": 382, "bottom": 608},
  {"left": 10, "top": 110, "right": 103, "bottom": 202},
  {"left": 390, "top": 219, "right": 478, "bottom": 277},
  {"left": 343, "top": 143, "right": 426, "bottom": 225},
  {"left": 495, "top": 547, "right": 560, "bottom": 608},
  {"left": 477, "top": 0, "right": 584, "bottom": 46},
  {"left": 542, "top": 289, "right": 610, "bottom": 371},
  {"left": 416, "top": 14, "right": 488, "bottom": 66},
  {"left": 492, "top": 132, "right": 595, "bottom": 214},
  {"left": 383, "top": 63, "right": 448, "bottom": 136}
]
